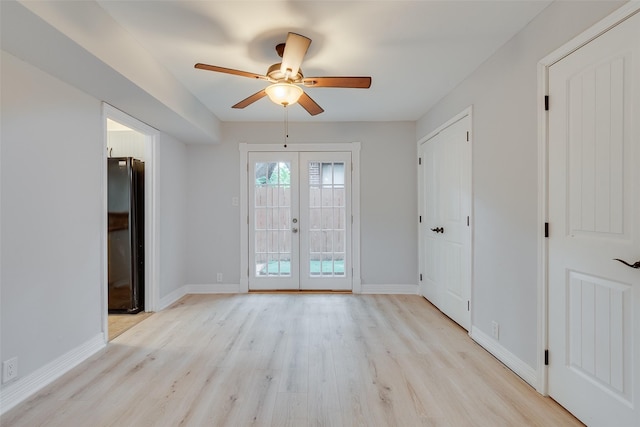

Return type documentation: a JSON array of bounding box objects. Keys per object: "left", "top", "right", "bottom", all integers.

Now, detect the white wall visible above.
[
  {"left": 186, "top": 121, "right": 418, "bottom": 288},
  {"left": 416, "top": 1, "right": 624, "bottom": 369},
  {"left": 107, "top": 129, "right": 145, "bottom": 161},
  {"left": 0, "top": 50, "right": 189, "bottom": 403},
  {"left": 1, "top": 51, "right": 104, "bottom": 381},
  {"left": 158, "top": 133, "right": 188, "bottom": 299},
  {"left": 1, "top": 0, "right": 220, "bottom": 145}
]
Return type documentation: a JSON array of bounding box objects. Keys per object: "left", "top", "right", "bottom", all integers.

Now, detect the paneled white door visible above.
[
  {"left": 419, "top": 115, "right": 471, "bottom": 330},
  {"left": 421, "top": 136, "right": 442, "bottom": 306},
  {"left": 548, "top": 11, "right": 640, "bottom": 426},
  {"left": 248, "top": 152, "right": 352, "bottom": 291}
]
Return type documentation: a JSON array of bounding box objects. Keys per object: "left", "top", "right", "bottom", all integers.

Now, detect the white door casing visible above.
[
  {"left": 547, "top": 10, "right": 640, "bottom": 427},
  {"left": 418, "top": 110, "right": 472, "bottom": 330}
]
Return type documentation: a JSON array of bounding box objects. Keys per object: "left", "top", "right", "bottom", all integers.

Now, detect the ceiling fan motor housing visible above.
[{"left": 267, "top": 63, "right": 303, "bottom": 83}]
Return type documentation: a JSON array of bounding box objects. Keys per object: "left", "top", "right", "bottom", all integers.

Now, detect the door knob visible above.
[
  {"left": 292, "top": 227, "right": 298, "bottom": 233},
  {"left": 430, "top": 227, "right": 444, "bottom": 233},
  {"left": 614, "top": 258, "right": 640, "bottom": 269}
]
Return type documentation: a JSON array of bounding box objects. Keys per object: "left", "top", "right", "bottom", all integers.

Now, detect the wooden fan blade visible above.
[
  {"left": 232, "top": 89, "right": 268, "bottom": 109},
  {"left": 195, "top": 63, "right": 269, "bottom": 81},
  {"left": 302, "top": 77, "right": 371, "bottom": 88},
  {"left": 298, "top": 92, "right": 324, "bottom": 116},
  {"left": 280, "top": 33, "right": 311, "bottom": 79}
]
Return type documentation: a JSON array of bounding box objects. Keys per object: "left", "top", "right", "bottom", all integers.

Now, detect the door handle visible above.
[
  {"left": 430, "top": 227, "right": 444, "bottom": 233},
  {"left": 613, "top": 258, "right": 640, "bottom": 269},
  {"left": 292, "top": 228, "right": 298, "bottom": 233}
]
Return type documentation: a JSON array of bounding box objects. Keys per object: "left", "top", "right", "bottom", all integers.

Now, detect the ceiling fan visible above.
[{"left": 195, "top": 32, "right": 371, "bottom": 116}]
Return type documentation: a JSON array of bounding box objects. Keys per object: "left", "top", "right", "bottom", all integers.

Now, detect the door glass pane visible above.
[
  {"left": 309, "top": 230, "right": 322, "bottom": 252},
  {"left": 307, "top": 161, "right": 346, "bottom": 277},
  {"left": 309, "top": 208, "right": 321, "bottom": 230},
  {"left": 254, "top": 161, "right": 292, "bottom": 277},
  {"left": 309, "top": 253, "right": 322, "bottom": 276},
  {"left": 334, "top": 254, "right": 345, "bottom": 276}
]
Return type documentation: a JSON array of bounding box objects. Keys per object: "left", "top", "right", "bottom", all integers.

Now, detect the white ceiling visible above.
[{"left": 95, "top": 0, "right": 552, "bottom": 123}]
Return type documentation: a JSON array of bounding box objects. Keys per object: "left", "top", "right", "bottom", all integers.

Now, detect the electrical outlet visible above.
[
  {"left": 2, "top": 357, "right": 18, "bottom": 383},
  {"left": 216, "top": 273, "right": 223, "bottom": 283},
  {"left": 491, "top": 321, "right": 500, "bottom": 340}
]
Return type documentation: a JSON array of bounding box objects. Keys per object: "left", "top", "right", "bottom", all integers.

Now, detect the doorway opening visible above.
[{"left": 103, "top": 104, "right": 158, "bottom": 341}]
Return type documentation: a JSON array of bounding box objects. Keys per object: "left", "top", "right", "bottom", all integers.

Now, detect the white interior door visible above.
[
  {"left": 548, "top": 12, "right": 640, "bottom": 426},
  {"left": 419, "top": 115, "right": 472, "bottom": 330},
  {"left": 248, "top": 151, "right": 352, "bottom": 291},
  {"left": 420, "top": 137, "right": 441, "bottom": 306}
]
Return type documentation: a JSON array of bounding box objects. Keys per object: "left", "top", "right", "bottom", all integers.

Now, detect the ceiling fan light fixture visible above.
[
  {"left": 195, "top": 32, "right": 371, "bottom": 115},
  {"left": 265, "top": 82, "right": 303, "bottom": 106}
]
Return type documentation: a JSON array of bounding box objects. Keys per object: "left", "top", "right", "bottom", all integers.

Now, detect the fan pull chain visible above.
[{"left": 283, "top": 105, "right": 289, "bottom": 147}]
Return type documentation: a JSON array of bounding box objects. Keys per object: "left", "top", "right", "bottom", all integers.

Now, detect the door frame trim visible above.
[
  {"left": 536, "top": 2, "right": 640, "bottom": 395},
  {"left": 239, "top": 142, "right": 361, "bottom": 293}
]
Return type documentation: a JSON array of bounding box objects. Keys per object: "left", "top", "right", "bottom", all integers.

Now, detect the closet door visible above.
[{"left": 419, "top": 115, "right": 471, "bottom": 330}]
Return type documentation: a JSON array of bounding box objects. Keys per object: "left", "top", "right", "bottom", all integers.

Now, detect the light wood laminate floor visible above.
[
  {"left": 108, "top": 311, "right": 154, "bottom": 341},
  {"left": 2, "top": 294, "right": 582, "bottom": 426}
]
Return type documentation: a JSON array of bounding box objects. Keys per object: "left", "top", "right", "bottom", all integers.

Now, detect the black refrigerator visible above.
[{"left": 108, "top": 157, "right": 144, "bottom": 313}]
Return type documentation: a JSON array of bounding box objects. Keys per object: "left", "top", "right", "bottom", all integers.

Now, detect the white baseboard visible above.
[
  {"left": 162, "top": 283, "right": 417, "bottom": 299},
  {"left": 186, "top": 283, "right": 240, "bottom": 294},
  {"left": 360, "top": 284, "right": 418, "bottom": 294},
  {"left": 157, "top": 286, "right": 188, "bottom": 310},
  {"left": 470, "top": 326, "right": 538, "bottom": 389},
  {"left": 158, "top": 284, "right": 241, "bottom": 310},
  {"left": 0, "top": 333, "right": 105, "bottom": 416}
]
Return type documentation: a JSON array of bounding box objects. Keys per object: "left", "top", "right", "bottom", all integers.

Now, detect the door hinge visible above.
[
  {"left": 467, "top": 216, "right": 470, "bottom": 226},
  {"left": 419, "top": 273, "right": 423, "bottom": 281},
  {"left": 544, "top": 95, "right": 549, "bottom": 111},
  {"left": 467, "top": 300, "right": 470, "bottom": 311},
  {"left": 418, "top": 157, "right": 422, "bottom": 165},
  {"left": 544, "top": 349, "right": 549, "bottom": 366},
  {"left": 544, "top": 222, "right": 549, "bottom": 238},
  {"left": 419, "top": 215, "right": 422, "bottom": 223},
  {"left": 466, "top": 131, "right": 470, "bottom": 142}
]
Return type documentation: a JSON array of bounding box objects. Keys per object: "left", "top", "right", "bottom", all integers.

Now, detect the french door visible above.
[{"left": 248, "top": 151, "right": 352, "bottom": 291}]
